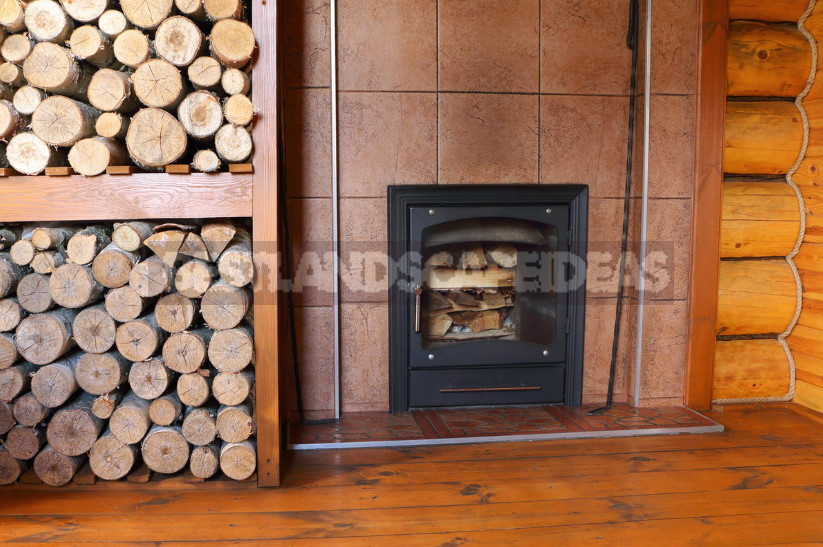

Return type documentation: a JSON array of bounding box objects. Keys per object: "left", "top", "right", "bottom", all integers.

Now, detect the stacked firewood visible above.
[
  {"left": 422, "top": 243, "right": 518, "bottom": 341},
  {"left": 0, "top": 0, "right": 256, "bottom": 176},
  {"left": 0, "top": 219, "right": 255, "bottom": 486}
]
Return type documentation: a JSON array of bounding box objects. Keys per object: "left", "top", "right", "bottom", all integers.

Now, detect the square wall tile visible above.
[
  {"left": 337, "top": 0, "right": 437, "bottom": 91},
  {"left": 439, "top": 0, "right": 539, "bottom": 93},
  {"left": 283, "top": 0, "right": 331, "bottom": 88},
  {"left": 644, "top": 198, "right": 691, "bottom": 301},
  {"left": 294, "top": 306, "right": 335, "bottom": 413},
  {"left": 284, "top": 88, "right": 332, "bottom": 198},
  {"left": 541, "top": 0, "right": 632, "bottom": 95},
  {"left": 341, "top": 198, "right": 389, "bottom": 303},
  {"left": 286, "top": 198, "right": 334, "bottom": 306},
  {"left": 638, "top": 300, "right": 688, "bottom": 400},
  {"left": 339, "top": 92, "right": 437, "bottom": 197},
  {"left": 583, "top": 296, "right": 637, "bottom": 402},
  {"left": 587, "top": 198, "right": 630, "bottom": 298},
  {"left": 540, "top": 95, "right": 629, "bottom": 197},
  {"left": 341, "top": 303, "right": 390, "bottom": 409},
  {"left": 648, "top": 94, "right": 695, "bottom": 198},
  {"left": 651, "top": 0, "right": 698, "bottom": 95},
  {"left": 439, "top": 93, "right": 539, "bottom": 183}
]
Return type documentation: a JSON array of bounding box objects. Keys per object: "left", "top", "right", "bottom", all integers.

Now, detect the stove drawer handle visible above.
[
  {"left": 413, "top": 284, "right": 422, "bottom": 332},
  {"left": 440, "top": 387, "right": 542, "bottom": 393}
]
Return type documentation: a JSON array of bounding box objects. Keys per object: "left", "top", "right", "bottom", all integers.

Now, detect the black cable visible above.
[
  {"left": 588, "top": 0, "right": 640, "bottom": 416},
  {"left": 277, "top": 75, "right": 338, "bottom": 426}
]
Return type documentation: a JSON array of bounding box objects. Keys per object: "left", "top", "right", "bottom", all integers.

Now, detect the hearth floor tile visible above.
[{"left": 289, "top": 404, "right": 722, "bottom": 448}]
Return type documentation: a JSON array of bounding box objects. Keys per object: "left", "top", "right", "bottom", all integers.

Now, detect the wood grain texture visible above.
[
  {"left": 251, "top": 0, "right": 279, "bottom": 487},
  {"left": 724, "top": 101, "right": 803, "bottom": 175},
  {"left": 0, "top": 174, "right": 252, "bottom": 222},
  {"left": 686, "top": 0, "right": 728, "bottom": 410},
  {"left": 716, "top": 259, "right": 798, "bottom": 335},
  {"left": 713, "top": 339, "right": 791, "bottom": 399}
]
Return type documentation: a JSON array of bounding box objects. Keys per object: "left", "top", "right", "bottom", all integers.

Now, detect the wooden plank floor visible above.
[{"left": 3, "top": 405, "right": 823, "bottom": 544}]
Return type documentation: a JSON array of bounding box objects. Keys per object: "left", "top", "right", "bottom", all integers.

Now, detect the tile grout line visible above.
[
  {"left": 537, "top": 0, "right": 542, "bottom": 184},
  {"left": 435, "top": 0, "right": 440, "bottom": 186}
]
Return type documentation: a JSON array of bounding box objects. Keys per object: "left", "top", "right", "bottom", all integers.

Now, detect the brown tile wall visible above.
[{"left": 283, "top": 0, "right": 699, "bottom": 416}]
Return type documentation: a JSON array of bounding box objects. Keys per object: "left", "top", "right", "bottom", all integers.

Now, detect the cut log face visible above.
[
  {"left": 0, "top": 63, "right": 24, "bottom": 87},
  {"left": 218, "top": 239, "right": 253, "bottom": 287},
  {"left": 0, "top": 400, "right": 12, "bottom": 434},
  {"left": 17, "top": 273, "right": 54, "bottom": 313},
  {"left": 113, "top": 221, "right": 154, "bottom": 253},
  {"left": 91, "top": 389, "right": 122, "bottom": 419},
  {"left": 92, "top": 243, "right": 138, "bottom": 289},
  {"left": 192, "top": 149, "right": 221, "bottom": 173},
  {"left": 10, "top": 239, "right": 35, "bottom": 266},
  {"left": 60, "top": 0, "right": 110, "bottom": 23},
  {"left": 210, "top": 19, "right": 255, "bottom": 68},
  {"left": 46, "top": 391, "right": 104, "bottom": 456},
  {"left": 15, "top": 309, "right": 76, "bottom": 365},
  {"left": 69, "top": 25, "right": 114, "bottom": 67},
  {"left": 189, "top": 443, "right": 219, "bottom": 479},
  {"left": 155, "top": 293, "right": 197, "bottom": 334},
  {"left": 175, "top": 0, "right": 206, "bottom": 20},
  {"left": 179, "top": 233, "right": 210, "bottom": 262},
  {"left": 128, "top": 357, "right": 173, "bottom": 400},
  {"left": 141, "top": 425, "right": 189, "bottom": 474},
  {"left": 30, "top": 250, "right": 67, "bottom": 275},
  {"left": 75, "top": 352, "right": 129, "bottom": 395},
  {"left": 201, "top": 282, "right": 249, "bottom": 330},
  {"left": 13, "top": 86, "right": 46, "bottom": 116},
  {"left": 144, "top": 230, "right": 186, "bottom": 267},
  {"left": 188, "top": 56, "right": 222, "bottom": 90},
  {"left": 88, "top": 69, "right": 139, "bottom": 113},
  {"left": 7, "top": 133, "right": 64, "bottom": 176},
  {"left": 0, "top": 298, "right": 24, "bottom": 333},
  {"left": 89, "top": 431, "right": 137, "bottom": 480},
  {"left": 13, "top": 392, "right": 50, "bottom": 427},
  {"left": 0, "top": 332, "right": 17, "bottom": 369},
  {"left": 105, "top": 286, "right": 148, "bottom": 322},
  {"left": 0, "top": 446, "right": 25, "bottom": 485},
  {"left": 31, "top": 354, "right": 81, "bottom": 408},
  {"left": 25, "top": 0, "right": 73, "bottom": 44},
  {"left": 69, "top": 137, "right": 127, "bottom": 176},
  {"left": 50, "top": 264, "right": 104, "bottom": 309},
  {"left": 0, "top": 362, "right": 35, "bottom": 402},
  {"left": 0, "top": 254, "right": 22, "bottom": 299},
  {"left": 1, "top": 34, "right": 33, "bottom": 63},
  {"left": 34, "top": 445, "right": 84, "bottom": 486},
  {"left": 177, "top": 370, "right": 211, "bottom": 407},
  {"left": 112, "top": 29, "right": 151, "bottom": 68},
  {"left": 221, "top": 68, "right": 249, "bottom": 95},
  {"left": 220, "top": 440, "right": 255, "bottom": 481},
  {"left": 133, "top": 59, "right": 186, "bottom": 109},
  {"left": 212, "top": 370, "right": 253, "bottom": 406},
  {"left": 129, "top": 256, "right": 173, "bottom": 298},
  {"left": 209, "top": 327, "right": 253, "bottom": 373},
  {"left": 115, "top": 314, "right": 164, "bottom": 362},
  {"left": 73, "top": 305, "right": 116, "bottom": 354},
  {"left": 110, "top": 392, "right": 150, "bottom": 445},
  {"left": 32, "top": 96, "right": 101, "bottom": 147},
  {"left": 155, "top": 16, "right": 204, "bottom": 67},
  {"left": 121, "top": 0, "right": 173, "bottom": 29},
  {"left": 216, "top": 402, "right": 254, "bottom": 443},
  {"left": 201, "top": 221, "right": 236, "bottom": 261},
  {"left": 0, "top": 0, "right": 26, "bottom": 32},
  {"left": 98, "top": 10, "right": 130, "bottom": 39},
  {"left": 215, "top": 123, "right": 253, "bottom": 163},
  {"left": 149, "top": 392, "right": 182, "bottom": 426},
  {"left": 126, "top": 107, "right": 188, "bottom": 169},
  {"left": 0, "top": 98, "right": 20, "bottom": 140},
  {"left": 24, "top": 43, "right": 93, "bottom": 97},
  {"left": 31, "top": 227, "right": 75, "bottom": 251},
  {"left": 224, "top": 94, "right": 254, "bottom": 126},
  {"left": 204, "top": 0, "right": 242, "bottom": 20},
  {"left": 163, "top": 328, "right": 210, "bottom": 373},
  {"left": 178, "top": 90, "right": 223, "bottom": 139},
  {"left": 67, "top": 226, "right": 111, "bottom": 266},
  {"left": 182, "top": 405, "right": 217, "bottom": 446},
  {"left": 95, "top": 112, "right": 130, "bottom": 140},
  {"left": 6, "top": 425, "right": 45, "bottom": 460}
]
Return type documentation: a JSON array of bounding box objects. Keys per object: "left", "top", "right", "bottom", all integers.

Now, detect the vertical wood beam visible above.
[
  {"left": 685, "top": 0, "right": 729, "bottom": 410},
  {"left": 252, "top": 0, "right": 281, "bottom": 486}
]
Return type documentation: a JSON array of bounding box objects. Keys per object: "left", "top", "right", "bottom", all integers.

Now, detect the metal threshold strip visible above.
[{"left": 289, "top": 420, "right": 725, "bottom": 451}]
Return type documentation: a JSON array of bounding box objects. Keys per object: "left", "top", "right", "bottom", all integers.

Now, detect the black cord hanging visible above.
[{"left": 587, "top": 0, "right": 640, "bottom": 416}]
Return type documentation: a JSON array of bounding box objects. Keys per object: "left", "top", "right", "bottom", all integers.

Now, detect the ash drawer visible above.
[{"left": 409, "top": 365, "right": 565, "bottom": 408}]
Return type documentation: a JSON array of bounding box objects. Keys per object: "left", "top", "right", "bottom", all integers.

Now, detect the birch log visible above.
[
  {"left": 110, "top": 391, "right": 150, "bottom": 444},
  {"left": 89, "top": 429, "right": 138, "bottom": 480},
  {"left": 15, "top": 309, "right": 76, "bottom": 365},
  {"left": 46, "top": 391, "right": 105, "bottom": 456},
  {"left": 75, "top": 351, "right": 129, "bottom": 395}
]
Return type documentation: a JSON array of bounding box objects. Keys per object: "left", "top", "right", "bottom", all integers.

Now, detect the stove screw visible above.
[
  {"left": 428, "top": 354, "right": 435, "bottom": 360},
  {"left": 543, "top": 350, "right": 550, "bottom": 357},
  {"left": 546, "top": 208, "right": 552, "bottom": 214},
  {"left": 429, "top": 209, "right": 435, "bottom": 215}
]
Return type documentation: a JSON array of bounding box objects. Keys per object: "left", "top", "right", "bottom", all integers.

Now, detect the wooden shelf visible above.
[{"left": 0, "top": 173, "right": 253, "bottom": 222}]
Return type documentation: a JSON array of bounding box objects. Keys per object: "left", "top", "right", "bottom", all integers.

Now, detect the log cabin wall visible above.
[
  {"left": 715, "top": 0, "right": 814, "bottom": 402},
  {"left": 283, "top": 0, "right": 701, "bottom": 414}
]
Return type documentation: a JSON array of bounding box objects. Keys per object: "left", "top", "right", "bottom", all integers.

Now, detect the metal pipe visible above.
[
  {"left": 634, "top": 0, "right": 653, "bottom": 407},
  {"left": 330, "top": 0, "right": 341, "bottom": 419}
]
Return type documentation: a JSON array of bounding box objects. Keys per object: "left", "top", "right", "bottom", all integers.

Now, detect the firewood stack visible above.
[
  {"left": 0, "top": 219, "right": 256, "bottom": 486},
  {"left": 422, "top": 243, "right": 518, "bottom": 341},
  {"left": 0, "top": 0, "right": 256, "bottom": 176}
]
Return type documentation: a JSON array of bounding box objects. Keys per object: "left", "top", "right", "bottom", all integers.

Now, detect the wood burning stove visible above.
[{"left": 389, "top": 185, "right": 588, "bottom": 411}]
